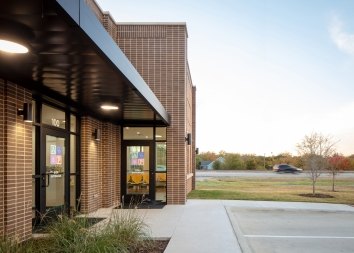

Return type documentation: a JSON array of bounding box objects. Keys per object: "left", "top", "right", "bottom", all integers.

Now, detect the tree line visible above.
[
  {"left": 197, "top": 132, "right": 353, "bottom": 195},
  {"left": 197, "top": 142, "right": 353, "bottom": 171}
]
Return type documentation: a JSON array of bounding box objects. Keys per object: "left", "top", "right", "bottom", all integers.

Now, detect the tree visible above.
[
  {"left": 224, "top": 153, "right": 244, "bottom": 170},
  {"left": 328, "top": 154, "right": 350, "bottom": 191},
  {"left": 197, "top": 152, "right": 217, "bottom": 162},
  {"left": 296, "top": 132, "right": 337, "bottom": 195},
  {"left": 213, "top": 159, "right": 223, "bottom": 170}
]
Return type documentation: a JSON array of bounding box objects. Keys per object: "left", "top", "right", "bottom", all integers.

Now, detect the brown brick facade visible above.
[
  {"left": 0, "top": 79, "right": 32, "bottom": 241},
  {"left": 80, "top": 117, "right": 120, "bottom": 213},
  {"left": 102, "top": 122, "right": 120, "bottom": 208},
  {"left": 115, "top": 24, "right": 195, "bottom": 204},
  {"left": 86, "top": 0, "right": 196, "bottom": 204}
]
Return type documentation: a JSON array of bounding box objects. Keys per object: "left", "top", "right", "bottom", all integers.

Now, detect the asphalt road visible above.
[
  {"left": 226, "top": 201, "right": 354, "bottom": 253},
  {"left": 196, "top": 170, "right": 354, "bottom": 180}
]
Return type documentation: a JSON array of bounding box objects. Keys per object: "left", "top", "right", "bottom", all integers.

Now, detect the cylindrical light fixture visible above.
[
  {"left": 185, "top": 133, "right": 192, "bottom": 145},
  {"left": 17, "top": 103, "right": 33, "bottom": 122},
  {"left": 93, "top": 128, "right": 101, "bottom": 141}
]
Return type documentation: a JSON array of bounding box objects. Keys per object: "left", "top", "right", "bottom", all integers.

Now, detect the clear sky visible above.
[{"left": 96, "top": 0, "right": 354, "bottom": 156}]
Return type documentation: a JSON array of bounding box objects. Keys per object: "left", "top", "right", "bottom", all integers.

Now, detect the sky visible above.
[{"left": 96, "top": 0, "right": 354, "bottom": 156}]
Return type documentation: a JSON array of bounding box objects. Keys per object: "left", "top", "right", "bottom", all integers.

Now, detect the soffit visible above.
[{"left": 0, "top": 0, "right": 169, "bottom": 125}]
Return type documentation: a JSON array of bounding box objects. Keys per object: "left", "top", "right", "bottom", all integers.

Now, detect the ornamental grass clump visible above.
[
  {"left": 0, "top": 237, "right": 21, "bottom": 253},
  {"left": 104, "top": 209, "right": 153, "bottom": 252},
  {"left": 42, "top": 210, "right": 152, "bottom": 253},
  {"left": 1, "top": 209, "right": 153, "bottom": 253}
]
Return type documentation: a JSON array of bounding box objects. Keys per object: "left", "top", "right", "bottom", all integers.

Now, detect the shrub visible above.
[
  {"left": 0, "top": 237, "right": 21, "bottom": 253},
  {"left": 2, "top": 209, "right": 153, "bottom": 253}
]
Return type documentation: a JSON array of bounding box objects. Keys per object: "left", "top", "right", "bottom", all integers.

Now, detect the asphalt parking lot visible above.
[{"left": 226, "top": 201, "right": 354, "bottom": 253}]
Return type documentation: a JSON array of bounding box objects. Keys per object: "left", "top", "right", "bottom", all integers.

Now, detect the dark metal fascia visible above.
[{"left": 55, "top": 0, "right": 170, "bottom": 125}]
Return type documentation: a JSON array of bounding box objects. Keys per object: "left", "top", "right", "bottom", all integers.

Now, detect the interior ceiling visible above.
[{"left": 0, "top": 0, "right": 168, "bottom": 125}]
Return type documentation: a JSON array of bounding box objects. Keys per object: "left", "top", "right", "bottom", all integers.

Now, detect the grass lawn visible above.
[{"left": 188, "top": 177, "right": 354, "bottom": 205}]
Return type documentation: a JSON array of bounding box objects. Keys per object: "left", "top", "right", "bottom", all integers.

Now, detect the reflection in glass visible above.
[
  {"left": 32, "top": 178, "right": 36, "bottom": 219},
  {"left": 70, "top": 114, "right": 76, "bottom": 132},
  {"left": 70, "top": 135, "right": 76, "bottom": 173},
  {"left": 156, "top": 142, "right": 167, "bottom": 202},
  {"left": 126, "top": 146, "right": 149, "bottom": 195},
  {"left": 32, "top": 100, "right": 36, "bottom": 123},
  {"left": 70, "top": 175, "right": 76, "bottom": 212},
  {"left": 45, "top": 135, "right": 65, "bottom": 212},
  {"left": 32, "top": 126, "right": 36, "bottom": 175},
  {"left": 123, "top": 127, "right": 153, "bottom": 140},
  {"left": 42, "top": 105, "right": 65, "bottom": 129},
  {"left": 156, "top": 127, "right": 167, "bottom": 140}
]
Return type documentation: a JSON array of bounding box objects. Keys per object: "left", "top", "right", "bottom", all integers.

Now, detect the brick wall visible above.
[
  {"left": 86, "top": 0, "right": 196, "bottom": 204},
  {"left": 116, "top": 24, "right": 190, "bottom": 204},
  {"left": 80, "top": 117, "right": 120, "bottom": 213},
  {"left": 102, "top": 122, "right": 120, "bottom": 208},
  {"left": 0, "top": 79, "right": 32, "bottom": 241},
  {"left": 0, "top": 79, "right": 4, "bottom": 238},
  {"left": 80, "top": 117, "right": 102, "bottom": 213}
]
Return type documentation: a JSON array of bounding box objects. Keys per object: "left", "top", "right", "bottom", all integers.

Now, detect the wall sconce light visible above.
[
  {"left": 185, "top": 133, "right": 192, "bottom": 145},
  {"left": 0, "top": 19, "right": 34, "bottom": 54},
  {"left": 195, "top": 148, "right": 199, "bottom": 155},
  {"left": 17, "top": 103, "right": 33, "bottom": 122},
  {"left": 93, "top": 128, "right": 101, "bottom": 141}
]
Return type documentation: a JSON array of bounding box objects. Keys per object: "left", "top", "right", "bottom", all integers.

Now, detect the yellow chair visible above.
[
  {"left": 131, "top": 173, "right": 143, "bottom": 184},
  {"left": 156, "top": 173, "right": 166, "bottom": 187},
  {"left": 143, "top": 172, "right": 149, "bottom": 184}
]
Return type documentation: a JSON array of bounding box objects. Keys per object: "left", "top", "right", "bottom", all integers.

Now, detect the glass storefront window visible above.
[
  {"left": 70, "top": 135, "right": 76, "bottom": 173},
  {"left": 32, "top": 178, "right": 36, "bottom": 219},
  {"left": 156, "top": 142, "right": 167, "bottom": 171},
  {"left": 156, "top": 127, "right": 166, "bottom": 140},
  {"left": 32, "top": 100, "right": 37, "bottom": 123},
  {"left": 123, "top": 127, "right": 153, "bottom": 140},
  {"left": 32, "top": 126, "right": 36, "bottom": 175},
  {"left": 42, "top": 104, "right": 66, "bottom": 129},
  {"left": 126, "top": 146, "right": 150, "bottom": 195},
  {"left": 156, "top": 142, "right": 166, "bottom": 202},
  {"left": 70, "top": 114, "right": 76, "bottom": 132},
  {"left": 70, "top": 175, "right": 76, "bottom": 212}
]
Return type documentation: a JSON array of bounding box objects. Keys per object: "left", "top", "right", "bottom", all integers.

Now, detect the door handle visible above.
[{"left": 41, "top": 174, "right": 50, "bottom": 187}]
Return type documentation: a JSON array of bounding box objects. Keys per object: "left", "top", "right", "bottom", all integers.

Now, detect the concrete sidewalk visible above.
[
  {"left": 90, "top": 200, "right": 242, "bottom": 253},
  {"left": 155, "top": 200, "right": 242, "bottom": 253},
  {"left": 91, "top": 200, "right": 354, "bottom": 253}
]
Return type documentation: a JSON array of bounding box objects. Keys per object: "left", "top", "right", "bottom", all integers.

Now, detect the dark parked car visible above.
[{"left": 273, "top": 164, "right": 303, "bottom": 173}]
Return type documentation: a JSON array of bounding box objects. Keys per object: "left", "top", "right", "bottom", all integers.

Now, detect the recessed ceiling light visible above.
[
  {"left": 0, "top": 39, "right": 29, "bottom": 54},
  {"left": 0, "top": 19, "right": 34, "bottom": 54},
  {"left": 101, "top": 104, "right": 119, "bottom": 110}
]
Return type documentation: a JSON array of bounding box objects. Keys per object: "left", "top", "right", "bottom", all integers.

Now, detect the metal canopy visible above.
[{"left": 0, "top": 0, "right": 170, "bottom": 125}]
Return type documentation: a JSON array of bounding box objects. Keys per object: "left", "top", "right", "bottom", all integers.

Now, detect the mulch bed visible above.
[
  {"left": 299, "top": 193, "right": 334, "bottom": 198},
  {"left": 138, "top": 240, "right": 170, "bottom": 253}
]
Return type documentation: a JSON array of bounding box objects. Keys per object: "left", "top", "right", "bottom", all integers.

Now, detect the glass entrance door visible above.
[
  {"left": 35, "top": 129, "right": 69, "bottom": 220},
  {"left": 44, "top": 134, "right": 66, "bottom": 214},
  {"left": 122, "top": 143, "right": 154, "bottom": 204}
]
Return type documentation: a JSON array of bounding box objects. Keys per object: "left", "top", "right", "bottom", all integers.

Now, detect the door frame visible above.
[
  {"left": 121, "top": 141, "right": 155, "bottom": 203},
  {"left": 37, "top": 127, "right": 70, "bottom": 216}
]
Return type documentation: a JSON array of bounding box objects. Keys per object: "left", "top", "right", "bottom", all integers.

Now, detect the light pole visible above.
[{"left": 264, "top": 153, "right": 266, "bottom": 170}]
